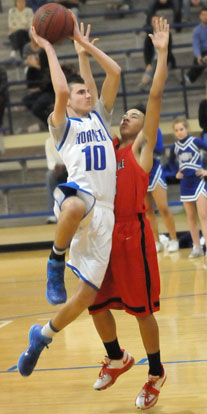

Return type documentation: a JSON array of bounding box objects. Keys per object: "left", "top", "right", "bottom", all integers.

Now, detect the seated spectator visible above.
[
  {"left": 45, "top": 136, "right": 68, "bottom": 224},
  {"left": 22, "top": 49, "right": 55, "bottom": 129},
  {"left": 139, "top": 15, "right": 176, "bottom": 89},
  {"left": 22, "top": 29, "right": 42, "bottom": 90},
  {"left": 22, "top": 53, "right": 76, "bottom": 130},
  {"left": 184, "top": 7, "right": 207, "bottom": 84},
  {"left": 182, "top": 0, "right": 207, "bottom": 21},
  {"left": 53, "top": 0, "right": 80, "bottom": 19},
  {"left": 8, "top": 0, "right": 34, "bottom": 58},
  {"left": 0, "top": 66, "right": 8, "bottom": 154},
  {"left": 146, "top": 0, "right": 182, "bottom": 32}
]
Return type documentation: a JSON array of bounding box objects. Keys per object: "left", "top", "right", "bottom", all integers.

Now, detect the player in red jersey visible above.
[{"left": 89, "top": 17, "right": 169, "bottom": 410}]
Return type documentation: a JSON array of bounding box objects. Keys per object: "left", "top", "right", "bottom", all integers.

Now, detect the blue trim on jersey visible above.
[
  {"left": 92, "top": 110, "right": 113, "bottom": 141},
  {"left": 57, "top": 181, "right": 96, "bottom": 217},
  {"left": 58, "top": 181, "right": 80, "bottom": 191},
  {"left": 57, "top": 118, "right": 71, "bottom": 151},
  {"left": 66, "top": 263, "right": 99, "bottom": 291},
  {"left": 56, "top": 113, "right": 102, "bottom": 151},
  {"left": 69, "top": 117, "right": 83, "bottom": 121},
  {"left": 53, "top": 194, "right": 66, "bottom": 211}
]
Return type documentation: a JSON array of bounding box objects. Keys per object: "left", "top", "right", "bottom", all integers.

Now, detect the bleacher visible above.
[{"left": 0, "top": 0, "right": 205, "bottom": 227}]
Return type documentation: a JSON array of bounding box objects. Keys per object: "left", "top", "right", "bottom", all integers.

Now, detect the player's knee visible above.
[
  {"left": 62, "top": 196, "right": 86, "bottom": 221},
  {"left": 76, "top": 283, "right": 97, "bottom": 309}
]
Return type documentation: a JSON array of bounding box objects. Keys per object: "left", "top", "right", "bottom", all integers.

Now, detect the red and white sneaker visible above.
[
  {"left": 94, "top": 349, "right": 134, "bottom": 390},
  {"left": 135, "top": 365, "right": 167, "bottom": 410}
]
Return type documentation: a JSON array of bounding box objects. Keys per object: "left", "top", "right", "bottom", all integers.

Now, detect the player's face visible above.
[
  {"left": 68, "top": 83, "right": 92, "bottom": 116},
  {"left": 173, "top": 122, "right": 188, "bottom": 140},
  {"left": 120, "top": 109, "right": 144, "bottom": 139}
]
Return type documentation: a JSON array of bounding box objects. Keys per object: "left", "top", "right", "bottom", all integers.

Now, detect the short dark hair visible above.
[
  {"left": 61, "top": 63, "right": 77, "bottom": 82},
  {"left": 134, "top": 103, "right": 146, "bottom": 115},
  {"left": 201, "top": 7, "right": 207, "bottom": 12},
  {"left": 67, "top": 74, "right": 84, "bottom": 86}
]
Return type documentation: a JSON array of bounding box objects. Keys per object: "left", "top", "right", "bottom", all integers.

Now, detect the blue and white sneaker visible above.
[
  {"left": 46, "top": 259, "right": 67, "bottom": 305},
  {"left": 17, "top": 324, "right": 52, "bottom": 376}
]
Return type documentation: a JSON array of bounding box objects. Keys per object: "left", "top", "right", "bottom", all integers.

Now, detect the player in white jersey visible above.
[
  {"left": 17, "top": 17, "right": 121, "bottom": 377},
  {"left": 50, "top": 97, "right": 117, "bottom": 289}
]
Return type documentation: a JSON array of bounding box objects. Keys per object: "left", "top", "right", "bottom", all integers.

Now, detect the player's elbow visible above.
[
  {"left": 58, "top": 87, "right": 70, "bottom": 101},
  {"left": 110, "top": 63, "right": 121, "bottom": 80},
  {"left": 149, "top": 87, "right": 163, "bottom": 101},
  {"left": 115, "top": 64, "right": 121, "bottom": 78}
]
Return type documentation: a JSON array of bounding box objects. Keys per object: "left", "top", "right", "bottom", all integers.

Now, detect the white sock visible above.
[
  {"left": 41, "top": 321, "right": 58, "bottom": 339},
  {"left": 53, "top": 245, "right": 66, "bottom": 255}
]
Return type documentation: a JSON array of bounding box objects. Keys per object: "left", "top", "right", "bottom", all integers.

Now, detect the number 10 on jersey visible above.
[{"left": 82, "top": 145, "right": 106, "bottom": 171}]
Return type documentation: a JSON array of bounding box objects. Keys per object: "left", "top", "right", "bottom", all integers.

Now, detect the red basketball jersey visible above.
[
  {"left": 89, "top": 140, "right": 160, "bottom": 317},
  {"left": 113, "top": 139, "right": 149, "bottom": 216}
]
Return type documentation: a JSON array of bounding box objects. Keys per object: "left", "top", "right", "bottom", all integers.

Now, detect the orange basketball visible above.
[{"left": 33, "top": 3, "right": 74, "bottom": 44}]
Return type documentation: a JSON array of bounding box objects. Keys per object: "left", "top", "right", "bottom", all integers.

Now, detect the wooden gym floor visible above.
[{"left": 0, "top": 214, "right": 207, "bottom": 414}]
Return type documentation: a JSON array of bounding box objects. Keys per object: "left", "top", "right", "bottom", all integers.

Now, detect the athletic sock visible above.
[
  {"left": 147, "top": 350, "right": 162, "bottom": 377},
  {"left": 103, "top": 338, "right": 123, "bottom": 360},
  {"left": 49, "top": 244, "right": 66, "bottom": 262},
  {"left": 41, "top": 320, "right": 59, "bottom": 339}
]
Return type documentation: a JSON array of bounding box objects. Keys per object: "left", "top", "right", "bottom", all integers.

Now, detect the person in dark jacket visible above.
[
  {"left": 139, "top": 15, "right": 176, "bottom": 89},
  {"left": 22, "top": 49, "right": 55, "bottom": 128},
  {"left": 146, "top": 0, "right": 182, "bottom": 31}
]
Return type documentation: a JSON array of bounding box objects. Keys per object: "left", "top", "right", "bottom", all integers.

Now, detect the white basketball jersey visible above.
[{"left": 49, "top": 99, "right": 116, "bottom": 207}]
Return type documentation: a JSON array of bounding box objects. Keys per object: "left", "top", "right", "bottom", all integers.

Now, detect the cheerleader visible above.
[
  {"left": 173, "top": 116, "right": 207, "bottom": 258},
  {"left": 145, "top": 127, "right": 179, "bottom": 253}
]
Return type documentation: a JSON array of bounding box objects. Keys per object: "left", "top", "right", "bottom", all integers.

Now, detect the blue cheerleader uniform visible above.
[
  {"left": 174, "top": 135, "right": 207, "bottom": 202},
  {"left": 148, "top": 127, "right": 167, "bottom": 192}
]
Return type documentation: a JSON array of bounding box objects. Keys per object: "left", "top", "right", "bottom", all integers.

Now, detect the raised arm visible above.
[
  {"left": 73, "top": 16, "right": 121, "bottom": 113},
  {"left": 31, "top": 26, "right": 69, "bottom": 127},
  {"left": 133, "top": 18, "right": 169, "bottom": 173},
  {"left": 74, "top": 23, "right": 98, "bottom": 108}
]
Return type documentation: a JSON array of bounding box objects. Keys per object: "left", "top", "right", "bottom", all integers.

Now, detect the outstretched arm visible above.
[
  {"left": 73, "top": 16, "right": 121, "bottom": 113},
  {"left": 31, "top": 26, "right": 69, "bottom": 128},
  {"left": 74, "top": 23, "right": 98, "bottom": 108},
  {"left": 133, "top": 18, "right": 169, "bottom": 173}
]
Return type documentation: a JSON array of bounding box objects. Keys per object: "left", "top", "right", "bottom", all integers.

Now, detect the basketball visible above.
[{"left": 32, "top": 3, "right": 74, "bottom": 44}]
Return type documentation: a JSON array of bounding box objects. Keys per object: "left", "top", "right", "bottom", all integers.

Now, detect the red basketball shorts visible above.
[{"left": 89, "top": 213, "right": 160, "bottom": 316}]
